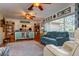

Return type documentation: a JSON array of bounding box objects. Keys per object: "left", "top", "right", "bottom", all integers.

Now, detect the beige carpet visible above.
[{"left": 8, "top": 40, "right": 44, "bottom": 56}]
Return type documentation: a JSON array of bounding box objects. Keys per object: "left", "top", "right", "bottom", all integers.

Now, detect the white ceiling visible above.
[{"left": 0, "top": 3, "right": 74, "bottom": 19}]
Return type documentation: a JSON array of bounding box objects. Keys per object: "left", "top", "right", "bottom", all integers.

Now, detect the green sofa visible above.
[{"left": 41, "top": 32, "right": 69, "bottom": 46}]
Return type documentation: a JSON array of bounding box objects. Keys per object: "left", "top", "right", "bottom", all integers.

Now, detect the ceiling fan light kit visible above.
[
  {"left": 28, "top": 3, "right": 44, "bottom": 11},
  {"left": 25, "top": 15, "right": 32, "bottom": 19},
  {"left": 33, "top": 3, "right": 41, "bottom": 7}
]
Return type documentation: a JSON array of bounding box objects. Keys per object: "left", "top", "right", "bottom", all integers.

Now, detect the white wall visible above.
[
  {"left": 54, "top": 4, "right": 75, "bottom": 20},
  {"left": 6, "top": 18, "right": 35, "bottom": 31},
  {"left": 0, "top": 14, "right": 3, "bottom": 44}
]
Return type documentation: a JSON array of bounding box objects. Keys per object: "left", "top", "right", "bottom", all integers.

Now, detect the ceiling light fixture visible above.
[
  {"left": 20, "top": 11, "right": 35, "bottom": 20},
  {"left": 28, "top": 3, "right": 43, "bottom": 11},
  {"left": 33, "top": 3, "right": 40, "bottom": 7},
  {"left": 25, "top": 14, "right": 32, "bottom": 19}
]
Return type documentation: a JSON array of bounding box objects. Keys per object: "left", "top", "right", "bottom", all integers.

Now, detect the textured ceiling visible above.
[{"left": 0, "top": 3, "right": 74, "bottom": 19}]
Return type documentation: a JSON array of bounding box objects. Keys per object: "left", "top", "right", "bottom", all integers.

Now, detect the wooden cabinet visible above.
[
  {"left": 0, "top": 17, "right": 15, "bottom": 43},
  {"left": 9, "top": 34, "right": 15, "bottom": 42},
  {"left": 34, "top": 23, "right": 40, "bottom": 42},
  {"left": 15, "top": 32, "right": 34, "bottom": 40},
  {"left": 4, "top": 21, "right": 15, "bottom": 42}
]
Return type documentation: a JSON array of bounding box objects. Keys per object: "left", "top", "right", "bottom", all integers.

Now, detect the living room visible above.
[{"left": 0, "top": 3, "right": 79, "bottom": 56}]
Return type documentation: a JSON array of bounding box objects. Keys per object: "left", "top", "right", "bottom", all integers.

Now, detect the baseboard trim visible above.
[{"left": 16, "top": 39, "right": 34, "bottom": 42}]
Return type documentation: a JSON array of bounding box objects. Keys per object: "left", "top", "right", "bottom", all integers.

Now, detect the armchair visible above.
[
  {"left": 0, "top": 32, "right": 9, "bottom": 56},
  {"left": 43, "top": 28, "right": 79, "bottom": 56},
  {"left": 43, "top": 41, "right": 78, "bottom": 56}
]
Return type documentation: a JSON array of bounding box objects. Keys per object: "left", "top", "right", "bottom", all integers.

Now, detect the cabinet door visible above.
[
  {"left": 28, "top": 32, "right": 34, "bottom": 39},
  {"left": 15, "top": 32, "right": 22, "bottom": 40}
]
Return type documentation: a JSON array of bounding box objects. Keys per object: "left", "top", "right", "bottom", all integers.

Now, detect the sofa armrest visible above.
[
  {"left": 44, "top": 45, "right": 70, "bottom": 56},
  {"left": 56, "top": 37, "right": 69, "bottom": 46},
  {"left": 0, "top": 47, "right": 6, "bottom": 56},
  {"left": 0, "top": 47, "right": 9, "bottom": 56}
]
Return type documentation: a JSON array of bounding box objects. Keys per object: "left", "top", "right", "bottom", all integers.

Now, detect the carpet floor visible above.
[{"left": 8, "top": 40, "right": 44, "bottom": 56}]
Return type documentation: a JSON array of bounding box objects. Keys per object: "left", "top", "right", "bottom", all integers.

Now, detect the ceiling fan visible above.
[
  {"left": 18, "top": 11, "right": 35, "bottom": 20},
  {"left": 24, "top": 13, "right": 35, "bottom": 19},
  {"left": 28, "top": 3, "right": 51, "bottom": 11}
]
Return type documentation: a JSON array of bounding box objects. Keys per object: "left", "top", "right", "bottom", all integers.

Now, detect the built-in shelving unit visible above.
[{"left": 4, "top": 21, "right": 15, "bottom": 42}]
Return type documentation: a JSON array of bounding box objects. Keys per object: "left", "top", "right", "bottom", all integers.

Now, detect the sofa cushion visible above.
[
  {"left": 46, "top": 32, "right": 69, "bottom": 38},
  {"left": 45, "top": 45, "right": 70, "bottom": 56},
  {"left": 42, "top": 37, "right": 56, "bottom": 41},
  {"left": 47, "top": 32, "right": 56, "bottom": 38},
  {"left": 56, "top": 37, "right": 64, "bottom": 39}
]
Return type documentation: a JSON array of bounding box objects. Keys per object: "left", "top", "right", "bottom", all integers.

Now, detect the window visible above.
[
  {"left": 65, "top": 15, "right": 75, "bottom": 32},
  {"left": 44, "top": 14, "right": 75, "bottom": 33}
]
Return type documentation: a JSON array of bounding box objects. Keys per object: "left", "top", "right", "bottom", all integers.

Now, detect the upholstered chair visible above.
[
  {"left": 0, "top": 32, "right": 10, "bottom": 56},
  {"left": 43, "top": 28, "right": 79, "bottom": 56}
]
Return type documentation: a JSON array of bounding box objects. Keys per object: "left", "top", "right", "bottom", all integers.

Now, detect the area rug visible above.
[{"left": 8, "top": 40, "right": 44, "bottom": 56}]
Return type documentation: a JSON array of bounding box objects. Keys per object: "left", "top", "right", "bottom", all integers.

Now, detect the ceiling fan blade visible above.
[
  {"left": 43, "top": 3, "right": 52, "bottom": 4},
  {"left": 32, "top": 16, "right": 35, "bottom": 18},
  {"left": 38, "top": 5, "right": 43, "bottom": 11},
  {"left": 28, "top": 4, "right": 33, "bottom": 10}
]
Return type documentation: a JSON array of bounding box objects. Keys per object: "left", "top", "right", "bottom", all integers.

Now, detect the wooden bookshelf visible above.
[{"left": 4, "top": 21, "right": 15, "bottom": 43}]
